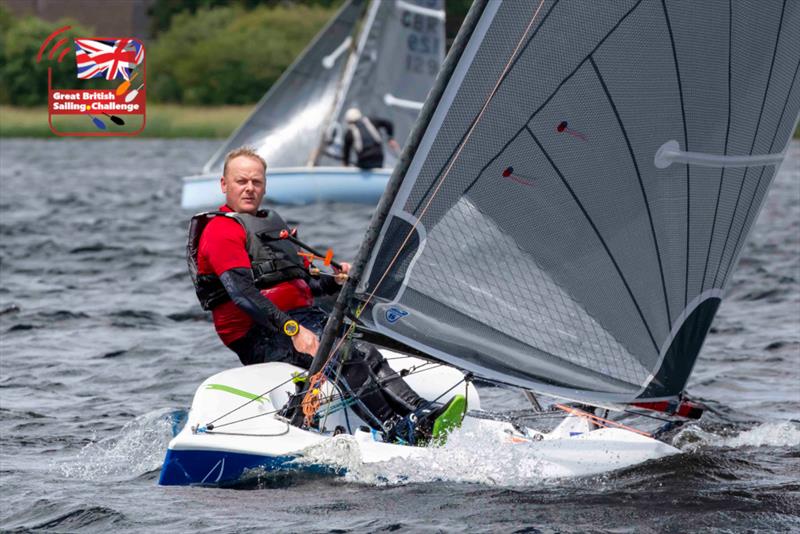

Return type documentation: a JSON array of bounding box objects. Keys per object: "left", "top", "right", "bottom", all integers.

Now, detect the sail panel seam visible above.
[
  {"left": 527, "top": 126, "right": 660, "bottom": 355},
  {"left": 719, "top": 54, "right": 800, "bottom": 286},
  {"left": 589, "top": 56, "right": 673, "bottom": 331},
  {"left": 660, "top": 0, "right": 690, "bottom": 310},
  {"left": 464, "top": 130, "right": 525, "bottom": 196},
  {"left": 701, "top": 0, "right": 733, "bottom": 294},
  {"left": 461, "top": 0, "right": 646, "bottom": 198},
  {"left": 713, "top": 0, "right": 787, "bottom": 288}
]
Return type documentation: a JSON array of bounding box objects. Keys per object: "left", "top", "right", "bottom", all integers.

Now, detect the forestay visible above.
[
  {"left": 203, "top": 0, "right": 365, "bottom": 172},
  {"left": 316, "top": 0, "right": 446, "bottom": 167},
  {"left": 350, "top": 0, "right": 800, "bottom": 404}
]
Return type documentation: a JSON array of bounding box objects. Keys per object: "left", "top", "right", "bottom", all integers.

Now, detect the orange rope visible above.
[
  {"left": 302, "top": 372, "right": 325, "bottom": 427},
  {"left": 555, "top": 404, "right": 652, "bottom": 438}
]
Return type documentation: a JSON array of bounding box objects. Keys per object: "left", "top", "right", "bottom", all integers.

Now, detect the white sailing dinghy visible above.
[
  {"left": 161, "top": 0, "right": 800, "bottom": 486},
  {"left": 180, "top": 0, "right": 446, "bottom": 208}
]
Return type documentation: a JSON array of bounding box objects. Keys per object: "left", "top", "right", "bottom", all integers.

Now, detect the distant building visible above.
[{"left": 2, "top": 0, "right": 156, "bottom": 40}]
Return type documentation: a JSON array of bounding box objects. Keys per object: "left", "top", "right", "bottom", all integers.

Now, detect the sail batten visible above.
[
  {"left": 396, "top": 0, "right": 445, "bottom": 21},
  {"left": 345, "top": 0, "right": 800, "bottom": 404},
  {"left": 655, "top": 142, "right": 788, "bottom": 169}
]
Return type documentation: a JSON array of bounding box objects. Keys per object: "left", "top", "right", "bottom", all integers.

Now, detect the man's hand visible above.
[
  {"left": 291, "top": 325, "right": 319, "bottom": 357},
  {"left": 388, "top": 138, "right": 401, "bottom": 155},
  {"left": 334, "top": 262, "right": 351, "bottom": 285}
]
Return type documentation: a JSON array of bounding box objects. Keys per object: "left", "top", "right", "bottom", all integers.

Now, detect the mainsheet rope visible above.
[{"left": 203, "top": 359, "right": 445, "bottom": 432}]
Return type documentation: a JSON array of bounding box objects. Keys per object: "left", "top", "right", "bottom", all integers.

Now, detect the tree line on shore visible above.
[{"left": 0, "top": 0, "right": 470, "bottom": 107}]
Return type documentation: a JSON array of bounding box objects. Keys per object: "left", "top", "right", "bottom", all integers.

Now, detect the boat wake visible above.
[
  {"left": 673, "top": 421, "right": 800, "bottom": 452},
  {"left": 296, "top": 419, "right": 552, "bottom": 487},
  {"left": 58, "top": 409, "right": 177, "bottom": 481}
]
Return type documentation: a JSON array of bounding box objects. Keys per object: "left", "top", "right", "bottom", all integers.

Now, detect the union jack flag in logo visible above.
[{"left": 74, "top": 38, "right": 144, "bottom": 80}]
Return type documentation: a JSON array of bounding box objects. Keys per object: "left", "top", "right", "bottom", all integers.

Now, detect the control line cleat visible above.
[{"left": 430, "top": 394, "right": 467, "bottom": 445}]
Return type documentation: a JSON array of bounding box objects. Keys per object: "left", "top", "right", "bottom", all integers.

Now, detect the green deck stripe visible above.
[{"left": 205, "top": 383, "right": 270, "bottom": 404}]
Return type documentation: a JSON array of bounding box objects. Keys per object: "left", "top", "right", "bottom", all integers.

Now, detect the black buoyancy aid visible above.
[
  {"left": 348, "top": 117, "right": 383, "bottom": 163},
  {"left": 187, "top": 210, "right": 308, "bottom": 310}
]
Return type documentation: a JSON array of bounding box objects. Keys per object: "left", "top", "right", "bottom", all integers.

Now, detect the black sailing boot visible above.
[{"left": 357, "top": 342, "right": 426, "bottom": 413}]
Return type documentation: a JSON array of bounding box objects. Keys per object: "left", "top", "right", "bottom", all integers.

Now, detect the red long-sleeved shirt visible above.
[{"left": 197, "top": 205, "right": 312, "bottom": 345}]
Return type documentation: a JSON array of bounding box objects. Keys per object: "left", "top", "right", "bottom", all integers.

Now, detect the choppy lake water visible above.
[{"left": 0, "top": 139, "right": 798, "bottom": 532}]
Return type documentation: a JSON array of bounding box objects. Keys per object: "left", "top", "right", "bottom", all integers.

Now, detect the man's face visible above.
[{"left": 221, "top": 156, "right": 266, "bottom": 214}]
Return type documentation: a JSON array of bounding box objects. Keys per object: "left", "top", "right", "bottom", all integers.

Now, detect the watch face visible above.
[{"left": 284, "top": 320, "right": 299, "bottom": 336}]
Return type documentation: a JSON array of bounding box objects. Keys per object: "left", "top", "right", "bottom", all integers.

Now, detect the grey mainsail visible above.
[
  {"left": 316, "top": 0, "right": 446, "bottom": 167},
  {"left": 337, "top": 0, "right": 800, "bottom": 404},
  {"left": 203, "top": 0, "right": 365, "bottom": 173}
]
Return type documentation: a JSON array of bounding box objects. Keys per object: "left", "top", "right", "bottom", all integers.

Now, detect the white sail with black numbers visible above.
[
  {"left": 352, "top": 0, "right": 800, "bottom": 404},
  {"left": 316, "top": 0, "right": 446, "bottom": 167},
  {"left": 203, "top": 0, "right": 365, "bottom": 172}
]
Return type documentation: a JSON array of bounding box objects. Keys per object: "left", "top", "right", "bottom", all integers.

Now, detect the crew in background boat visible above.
[
  {"left": 187, "top": 147, "right": 464, "bottom": 443},
  {"left": 342, "top": 107, "right": 401, "bottom": 169}
]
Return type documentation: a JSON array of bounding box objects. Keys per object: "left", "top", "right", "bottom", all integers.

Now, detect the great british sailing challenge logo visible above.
[{"left": 37, "top": 26, "right": 146, "bottom": 137}]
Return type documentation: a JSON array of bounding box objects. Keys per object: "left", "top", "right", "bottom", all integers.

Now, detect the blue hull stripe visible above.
[
  {"left": 159, "top": 448, "right": 346, "bottom": 486},
  {"left": 159, "top": 449, "right": 298, "bottom": 486}
]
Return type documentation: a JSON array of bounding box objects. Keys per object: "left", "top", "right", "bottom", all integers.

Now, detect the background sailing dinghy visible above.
[
  {"left": 162, "top": 0, "right": 800, "bottom": 486},
  {"left": 180, "top": 0, "right": 445, "bottom": 208}
]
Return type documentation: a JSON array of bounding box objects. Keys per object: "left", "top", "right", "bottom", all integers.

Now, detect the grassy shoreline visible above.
[
  {"left": 2, "top": 105, "right": 799, "bottom": 139},
  {"left": 0, "top": 105, "right": 253, "bottom": 138}
]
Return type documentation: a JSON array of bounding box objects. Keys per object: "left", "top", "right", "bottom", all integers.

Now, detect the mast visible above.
[{"left": 291, "top": 0, "right": 490, "bottom": 428}]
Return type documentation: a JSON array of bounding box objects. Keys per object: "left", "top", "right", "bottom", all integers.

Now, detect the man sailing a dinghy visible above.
[
  {"left": 342, "top": 108, "right": 401, "bottom": 169},
  {"left": 187, "top": 147, "right": 465, "bottom": 444}
]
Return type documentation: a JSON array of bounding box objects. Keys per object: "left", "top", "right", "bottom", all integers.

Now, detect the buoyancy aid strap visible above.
[
  {"left": 361, "top": 117, "right": 383, "bottom": 144},
  {"left": 349, "top": 122, "right": 363, "bottom": 153},
  {"left": 187, "top": 211, "right": 230, "bottom": 310},
  {"left": 348, "top": 117, "right": 382, "bottom": 154}
]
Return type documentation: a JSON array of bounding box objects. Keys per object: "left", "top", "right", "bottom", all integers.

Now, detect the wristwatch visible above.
[{"left": 283, "top": 319, "right": 300, "bottom": 337}]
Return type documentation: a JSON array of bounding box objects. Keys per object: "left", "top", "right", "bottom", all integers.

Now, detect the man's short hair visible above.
[{"left": 223, "top": 147, "right": 267, "bottom": 177}]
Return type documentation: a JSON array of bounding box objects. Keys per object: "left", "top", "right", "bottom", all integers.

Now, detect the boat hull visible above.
[
  {"left": 159, "top": 353, "right": 679, "bottom": 486},
  {"left": 180, "top": 166, "right": 391, "bottom": 208}
]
